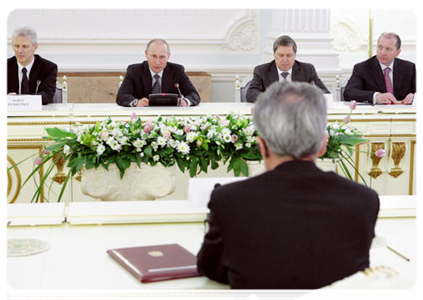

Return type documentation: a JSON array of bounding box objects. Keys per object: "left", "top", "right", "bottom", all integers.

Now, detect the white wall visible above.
[{"left": 7, "top": 9, "right": 416, "bottom": 103}]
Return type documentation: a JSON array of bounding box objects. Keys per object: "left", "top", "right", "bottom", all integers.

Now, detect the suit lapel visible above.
[
  {"left": 29, "top": 55, "right": 41, "bottom": 92},
  {"left": 142, "top": 62, "right": 153, "bottom": 94},
  {"left": 392, "top": 58, "right": 403, "bottom": 95},
  {"left": 291, "top": 61, "right": 301, "bottom": 81},
  {"left": 161, "top": 64, "right": 174, "bottom": 93},
  {"left": 370, "top": 56, "right": 387, "bottom": 93},
  {"left": 268, "top": 61, "right": 279, "bottom": 84}
]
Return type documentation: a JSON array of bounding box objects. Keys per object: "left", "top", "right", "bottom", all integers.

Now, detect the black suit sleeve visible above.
[
  {"left": 343, "top": 64, "right": 375, "bottom": 103},
  {"left": 116, "top": 65, "right": 139, "bottom": 107},
  {"left": 38, "top": 62, "right": 58, "bottom": 105},
  {"left": 309, "top": 65, "right": 330, "bottom": 94},
  {"left": 246, "top": 66, "right": 265, "bottom": 103},
  {"left": 197, "top": 194, "right": 229, "bottom": 284},
  {"left": 178, "top": 67, "right": 200, "bottom": 106}
]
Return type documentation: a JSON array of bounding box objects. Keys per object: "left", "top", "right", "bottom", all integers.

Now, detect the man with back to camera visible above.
[
  {"left": 344, "top": 32, "right": 416, "bottom": 104},
  {"left": 246, "top": 35, "right": 330, "bottom": 103},
  {"left": 7, "top": 26, "right": 58, "bottom": 105},
  {"left": 197, "top": 81, "right": 380, "bottom": 289},
  {"left": 116, "top": 39, "right": 200, "bottom": 107}
]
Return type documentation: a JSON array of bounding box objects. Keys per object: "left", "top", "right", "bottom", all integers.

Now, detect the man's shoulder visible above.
[
  {"left": 7, "top": 56, "right": 17, "bottom": 63},
  {"left": 395, "top": 57, "right": 416, "bottom": 68},
  {"left": 34, "top": 55, "right": 58, "bottom": 68},
  {"left": 254, "top": 61, "right": 275, "bottom": 71}
]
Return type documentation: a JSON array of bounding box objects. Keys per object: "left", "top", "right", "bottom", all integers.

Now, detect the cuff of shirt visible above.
[
  {"left": 184, "top": 98, "right": 192, "bottom": 107},
  {"left": 373, "top": 92, "right": 379, "bottom": 105}
]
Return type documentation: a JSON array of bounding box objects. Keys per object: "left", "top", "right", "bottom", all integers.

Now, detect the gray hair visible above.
[
  {"left": 145, "top": 39, "right": 171, "bottom": 54},
  {"left": 253, "top": 81, "right": 327, "bottom": 159},
  {"left": 378, "top": 32, "right": 401, "bottom": 50},
  {"left": 273, "top": 35, "right": 297, "bottom": 53},
  {"left": 12, "top": 26, "right": 38, "bottom": 46}
]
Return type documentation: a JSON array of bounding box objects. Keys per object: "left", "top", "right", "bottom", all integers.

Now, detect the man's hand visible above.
[
  {"left": 402, "top": 93, "right": 414, "bottom": 105},
  {"left": 376, "top": 93, "right": 399, "bottom": 104},
  {"left": 137, "top": 98, "right": 149, "bottom": 107},
  {"left": 179, "top": 98, "right": 188, "bottom": 107}
]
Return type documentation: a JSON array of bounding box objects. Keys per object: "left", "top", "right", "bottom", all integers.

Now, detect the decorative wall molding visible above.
[
  {"left": 332, "top": 17, "right": 367, "bottom": 53},
  {"left": 8, "top": 9, "right": 259, "bottom": 53}
]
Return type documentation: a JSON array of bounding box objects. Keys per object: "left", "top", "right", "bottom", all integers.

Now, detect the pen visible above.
[{"left": 386, "top": 245, "right": 410, "bottom": 262}]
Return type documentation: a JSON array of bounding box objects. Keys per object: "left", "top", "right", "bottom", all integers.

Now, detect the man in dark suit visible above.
[
  {"left": 116, "top": 39, "right": 200, "bottom": 107},
  {"left": 197, "top": 81, "right": 380, "bottom": 289},
  {"left": 7, "top": 26, "right": 57, "bottom": 105},
  {"left": 344, "top": 32, "right": 416, "bottom": 104},
  {"left": 246, "top": 35, "right": 330, "bottom": 103}
]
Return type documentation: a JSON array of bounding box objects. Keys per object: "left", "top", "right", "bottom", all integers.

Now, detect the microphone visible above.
[
  {"left": 35, "top": 80, "right": 41, "bottom": 95},
  {"left": 175, "top": 83, "right": 183, "bottom": 99}
]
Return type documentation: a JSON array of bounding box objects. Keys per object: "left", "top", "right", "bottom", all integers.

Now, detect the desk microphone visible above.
[
  {"left": 35, "top": 80, "right": 41, "bottom": 94},
  {"left": 175, "top": 83, "right": 183, "bottom": 99}
]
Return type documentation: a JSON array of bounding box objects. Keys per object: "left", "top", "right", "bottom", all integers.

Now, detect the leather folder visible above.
[{"left": 107, "top": 243, "right": 200, "bottom": 283}]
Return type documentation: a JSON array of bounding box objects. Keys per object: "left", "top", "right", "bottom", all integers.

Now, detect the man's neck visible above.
[{"left": 265, "top": 154, "right": 316, "bottom": 171}]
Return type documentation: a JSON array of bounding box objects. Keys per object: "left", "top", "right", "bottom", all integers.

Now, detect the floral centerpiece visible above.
[
  {"left": 11, "top": 101, "right": 384, "bottom": 202},
  {"left": 18, "top": 112, "right": 261, "bottom": 202},
  {"left": 320, "top": 100, "right": 386, "bottom": 186}
]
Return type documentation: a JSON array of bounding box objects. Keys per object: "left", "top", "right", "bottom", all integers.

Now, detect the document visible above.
[{"left": 107, "top": 243, "right": 200, "bottom": 283}]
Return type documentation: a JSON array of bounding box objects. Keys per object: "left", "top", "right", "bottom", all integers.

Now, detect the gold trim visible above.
[
  {"left": 388, "top": 142, "right": 406, "bottom": 178},
  {"left": 7, "top": 155, "right": 22, "bottom": 204},
  {"left": 37, "top": 290, "right": 232, "bottom": 300},
  {"left": 409, "top": 140, "right": 416, "bottom": 195},
  {"left": 7, "top": 145, "right": 45, "bottom": 203},
  {"left": 7, "top": 121, "right": 71, "bottom": 126},
  {"left": 8, "top": 138, "right": 50, "bottom": 142},
  {"left": 363, "top": 134, "right": 416, "bottom": 138},
  {"left": 367, "top": 142, "right": 385, "bottom": 179}
]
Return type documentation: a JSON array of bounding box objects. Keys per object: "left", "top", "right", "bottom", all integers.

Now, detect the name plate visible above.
[{"left": 7, "top": 95, "right": 42, "bottom": 111}]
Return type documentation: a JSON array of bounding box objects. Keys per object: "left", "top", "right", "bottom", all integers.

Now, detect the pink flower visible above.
[
  {"left": 231, "top": 134, "right": 238, "bottom": 143},
  {"left": 41, "top": 148, "right": 50, "bottom": 155},
  {"left": 350, "top": 100, "right": 357, "bottom": 110},
  {"left": 184, "top": 125, "right": 191, "bottom": 133},
  {"left": 375, "top": 149, "right": 386, "bottom": 158},
  {"left": 35, "top": 157, "right": 43, "bottom": 165},
  {"left": 101, "top": 132, "right": 109, "bottom": 139},
  {"left": 343, "top": 115, "right": 351, "bottom": 124},
  {"left": 130, "top": 112, "right": 137, "bottom": 120},
  {"left": 143, "top": 121, "right": 153, "bottom": 133}
]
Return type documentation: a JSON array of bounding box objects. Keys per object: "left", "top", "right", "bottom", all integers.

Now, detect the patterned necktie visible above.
[
  {"left": 384, "top": 67, "right": 393, "bottom": 94},
  {"left": 151, "top": 74, "right": 161, "bottom": 94},
  {"left": 21, "top": 67, "right": 30, "bottom": 94},
  {"left": 281, "top": 72, "right": 289, "bottom": 81}
]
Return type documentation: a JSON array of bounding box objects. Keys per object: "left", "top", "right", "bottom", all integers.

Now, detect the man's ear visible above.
[
  {"left": 257, "top": 136, "right": 270, "bottom": 159},
  {"left": 317, "top": 131, "right": 329, "bottom": 158}
]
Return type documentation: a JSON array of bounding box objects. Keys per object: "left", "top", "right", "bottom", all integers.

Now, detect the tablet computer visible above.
[{"left": 148, "top": 93, "right": 178, "bottom": 106}]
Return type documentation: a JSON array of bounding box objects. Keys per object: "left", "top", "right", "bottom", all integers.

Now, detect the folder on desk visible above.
[{"left": 107, "top": 243, "right": 200, "bottom": 283}]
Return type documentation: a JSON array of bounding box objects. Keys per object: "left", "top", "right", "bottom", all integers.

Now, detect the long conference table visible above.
[{"left": 6, "top": 195, "right": 418, "bottom": 299}]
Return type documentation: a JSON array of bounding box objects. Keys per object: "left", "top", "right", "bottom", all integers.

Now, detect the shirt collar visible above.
[
  {"left": 276, "top": 65, "right": 292, "bottom": 75},
  {"left": 380, "top": 60, "right": 395, "bottom": 71},
  {"left": 149, "top": 68, "right": 164, "bottom": 79},
  {"left": 17, "top": 56, "right": 35, "bottom": 75}
]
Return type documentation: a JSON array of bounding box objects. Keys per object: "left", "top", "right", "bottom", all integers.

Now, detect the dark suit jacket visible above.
[
  {"left": 116, "top": 61, "right": 200, "bottom": 107},
  {"left": 197, "top": 160, "right": 380, "bottom": 289},
  {"left": 7, "top": 55, "right": 58, "bottom": 105},
  {"left": 344, "top": 56, "right": 416, "bottom": 103},
  {"left": 246, "top": 60, "right": 330, "bottom": 103}
]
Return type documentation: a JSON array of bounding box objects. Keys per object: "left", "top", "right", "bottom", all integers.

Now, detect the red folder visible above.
[{"left": 107, "top": 243, "right": 200, "bottom": 283}]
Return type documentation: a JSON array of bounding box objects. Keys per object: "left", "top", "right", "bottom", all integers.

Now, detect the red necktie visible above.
[{"left": 384, "top": 67, "right": 393, "bottom": 94}]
